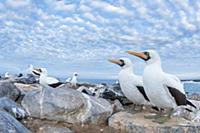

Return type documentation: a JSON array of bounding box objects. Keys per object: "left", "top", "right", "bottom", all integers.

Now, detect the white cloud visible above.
[
  {"left": 91, "top": 1, "right": 132, "bottom": 16},
  {"left": 55, "top": 1, "right": 76, "bottom": 12},
  {"left": 6, "top": 0, "right": 30, "bottom": 8}
]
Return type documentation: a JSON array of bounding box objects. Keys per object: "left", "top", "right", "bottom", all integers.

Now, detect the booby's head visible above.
[
  {"left": 40, "top": 68, "right": 48, "bottom": 76},
  {"left": 32, "top": 67, "right": 48, "bottom": 76},
  {"left": 108, "top": 58, "right": 132, "bottom": 69},
  {"left": 73, "top": 72, "right": 78, "bottom": 77},
  {"left": 127, "top": 49, "right": 160, "bottom": 64}
]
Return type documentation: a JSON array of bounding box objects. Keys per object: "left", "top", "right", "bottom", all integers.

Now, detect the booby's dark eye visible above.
[
  {"left": 143, "top": 52, "right": 151, "bottom": 61},
  {"left": 119, "top": 59, "right": 125, "bottom": 67},
  {"left": 143, "top": 52, "right": 149, "bottom": 56}
]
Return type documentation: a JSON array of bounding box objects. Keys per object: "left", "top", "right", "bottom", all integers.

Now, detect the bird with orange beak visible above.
[
  {"left": 108, "top": 57, "right": 156, "bottom": 111},
  {"left": 127, "top": 49, "right": 196, "bottom": 123}
]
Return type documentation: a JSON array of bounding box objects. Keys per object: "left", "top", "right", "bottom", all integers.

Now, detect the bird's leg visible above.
[
  {"left": 152, "top": 108, "right": 173, "bottom": 124},
  {"left": 144, "top": 108, "right": 164, "bottom": 119}
]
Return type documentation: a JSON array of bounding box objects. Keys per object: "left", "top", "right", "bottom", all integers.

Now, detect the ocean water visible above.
[
  {"left": 183, "top": 82, "right": 200, "bottom": 94},
  {"left": 61, "top": 78, "right": 200, "bottom": 94}
]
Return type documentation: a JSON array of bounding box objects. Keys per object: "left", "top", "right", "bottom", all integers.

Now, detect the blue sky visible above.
[{"left": 0, "top": 0, "right": 200, "bottom": 79}]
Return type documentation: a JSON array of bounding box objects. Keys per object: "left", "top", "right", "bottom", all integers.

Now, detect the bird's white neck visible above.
[
  {"left": 145, "top": 59, "right": 163, "bottom": 73},
  {"left": 119, "top": 66, "right": 133, "bottom": 75}
]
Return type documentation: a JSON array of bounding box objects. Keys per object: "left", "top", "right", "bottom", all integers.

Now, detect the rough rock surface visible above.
[
  {"left": 15, "top": 74, "right": 38, "bottom": 84},
  {"left": 0, "top": 97, "right": 27, "bottom": 119},
  {"left": 0, "top": 111, "right": 31, "bottom": 133},
  {"left": 109, "top": 111, "right": 200, "bottom": 133},
  {"left": 38, "top": 125, "right": 74, "bottom": 133},
  {"left": 0, "top": 81, "right": 21, "bottom": 101},
  {"left": 22, "top": 86, "right": 113, "bottom": 124}
]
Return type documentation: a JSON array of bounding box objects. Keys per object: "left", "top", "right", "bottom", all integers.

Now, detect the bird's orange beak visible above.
[
  {"left": 127, "top": 50, "right": 148, "bottom": 60},
  {"left": 108, "top": 59, "right": 123, "bottom": 66}
]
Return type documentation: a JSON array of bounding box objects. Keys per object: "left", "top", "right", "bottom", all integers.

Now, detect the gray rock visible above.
[
  {"left": 0, "top": 111, "right": 31, "bottom": 133},
  {"left": 80, "top": 94, "right": 113, "bottom": 124},
  {"left": 112, "top": 99, "right": 125, "bottom": 113},
  {"left": 15, "top": 74, "right": 38, "bottom": 84},
  {"left": 0, "top": 97, "right": 27, "bottom": 119},
  {"left": 22, "top": 86, "right": 113, "bottom": 124},
  {"left": 38, "top": 125, "right": 73, "bottom": 133},
  {"left": 0, "top": 81, "right": 21, "bottom": 101},
  {"left": 109, "top": 111, "right": 200, "bottom": 133}
]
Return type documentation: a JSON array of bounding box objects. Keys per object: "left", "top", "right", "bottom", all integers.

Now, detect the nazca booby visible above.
[
  {"left": 127, "top": 49, "right": 196, "bottom": 123},
  {"left": 33, "top": 67, "right": 63, "bottom": 88},
  {"left": 109, "top": 58, "right": 158, "bottom": 110},
  {"left": 66, "top": 72, "right": 78, "bottom": 88}
]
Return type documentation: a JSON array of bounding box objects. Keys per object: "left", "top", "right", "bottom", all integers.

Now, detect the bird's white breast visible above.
[
  {"left": 143, "top": 64, "right": 176, "bottom": 108},
  {"left": 118, "top": 69, "right": 148, "bottom": 105}
]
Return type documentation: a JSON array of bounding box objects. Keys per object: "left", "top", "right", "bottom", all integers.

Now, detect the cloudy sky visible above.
[{"left": 1, "top": 0, "right": 200, "bottom": 79}]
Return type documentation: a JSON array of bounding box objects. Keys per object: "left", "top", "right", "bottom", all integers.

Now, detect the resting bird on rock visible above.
[
  {"left": 33, "top": 67, "right": 63, "bottom": 88},
  {"left": 66, "top": 72, "right": 78, "bottom": 88},
  {"left": 127, "top": 49, "right": 196, "bottom": 123},
  {"left": 108, "top": 58, "right": 158, "bottom": 111}
]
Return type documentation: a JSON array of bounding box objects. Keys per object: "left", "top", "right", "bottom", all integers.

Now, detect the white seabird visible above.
[
  {"left": 33, "top": 67, "right": 63, "bottom": 88},
  {"left": 66, "top": 72, "right": 78, "bottom": 88},
  {"left": 127, "top": 49, "right": 196, "bottom": 123},
  {"left": 108, "top": 58, "right": 156, "bottom": 109},
  {"left": 4, "top": 72, "right": 10, "bottom": 78}
]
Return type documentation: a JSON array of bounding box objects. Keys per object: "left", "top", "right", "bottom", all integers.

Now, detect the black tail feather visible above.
[
  {"left": 187, "top": 100, "right": 196, "bottom": 109},
  {"left": 185, "top": 108, "right": 192, "bottom": 112},
  {"left": 151, "top": 106, "right": 160, "bottom": 112}
]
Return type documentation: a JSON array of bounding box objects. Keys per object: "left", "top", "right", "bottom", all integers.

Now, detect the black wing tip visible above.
[
  {"left": 186, "top": 100, "right": 197, "bottom": 109},
  {"left": 136, "top": 86, "right": 150, "bottom": 102},
  {"left": 49, "top": 82, "right": 63, "bottom": 88}
]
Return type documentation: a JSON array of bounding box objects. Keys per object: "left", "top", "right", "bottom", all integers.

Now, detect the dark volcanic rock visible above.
[
  {"left": 0, "top": 81, "right": 21, "bottom": 101},
  {"left": 0, "top": 111, "right": 30, "bottom": 133}
]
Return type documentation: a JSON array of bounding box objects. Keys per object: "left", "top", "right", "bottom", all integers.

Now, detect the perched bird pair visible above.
[
  {"left": 30, "top": 66, "right": 63, "bottom": 88},
  {"left": 29, "top": 65, "right": 78, "bottom": 88},
  {"left": 109, "top": 49, "right": 196, "bottom": 123}
]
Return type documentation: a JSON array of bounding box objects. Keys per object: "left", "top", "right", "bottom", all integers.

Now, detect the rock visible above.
[
  {"left": 15, "top": 83, "right": 42, "bottom": 94},
  {"left": 38, "top": 125, "right": 74, "bottom": 133},
  {"left": 112, "top": 99, "right": 125, "bottom": 113},
  {"left": 188, "top": 94, "right": 200, "bottom": 101},
  {"left": 80, "top": 94, "right": 113, "bottom": 124},
  {"left": 77, "top": 86, "right": 95, "bottom": 96},
  {"left": 22, "top": 86, "right": 113, "bottom": 124},
  {"left": 0, "top": 111, "right": 31, "bottom": 133},
  {"left": 0, "top": 81, "right": 21, "bottom": 101},
  {"left": 22, "top": 87, "right": 85, "bottom": 123},
  {"left": 15, "top": 74, "right": 38, "bottom": 84},
  {"left": 0, "top": 97, "right": 27, "bottom": 119},
  {"left": 109, "top": 112, "right": 200, "bottom": 133}
]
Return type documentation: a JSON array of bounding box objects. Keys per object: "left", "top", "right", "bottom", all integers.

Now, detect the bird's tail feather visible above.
[{"left": 186, "top": 100, "right": 196, "bottom": 109}]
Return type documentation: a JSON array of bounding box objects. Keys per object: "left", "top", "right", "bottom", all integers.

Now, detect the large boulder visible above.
[
  {"left": 0, "top": 81, "right": 21, "bottom": 101},
  {"left": 0, "top": 111, "right": 31, "bottom": 133},
  {"left": 22, "top": 86, "right": 113, "bottom": 124}
]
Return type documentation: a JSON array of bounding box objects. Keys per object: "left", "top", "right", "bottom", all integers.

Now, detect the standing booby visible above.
[
  {"left": 127, "top": 49, "right": 196, "bottom": 123},
  {"left": 108, "top": 58, "right": 154, "bottom": 108},
  {"left": 28, "top": 64, "right": 41, "bottom": 76},
  {"left": 66, "top": 72, "right": 78, "bottom": 88},
  {"left": 4, "top": 72, "right": 10, "bottom": 78},
  {"left": 33, "top": 67, "right": 63, "bottom": 88}
]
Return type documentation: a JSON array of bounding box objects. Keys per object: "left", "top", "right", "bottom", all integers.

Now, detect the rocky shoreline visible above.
[{"left": 0, "top": 74, "right": 200, "bottom": 133}]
